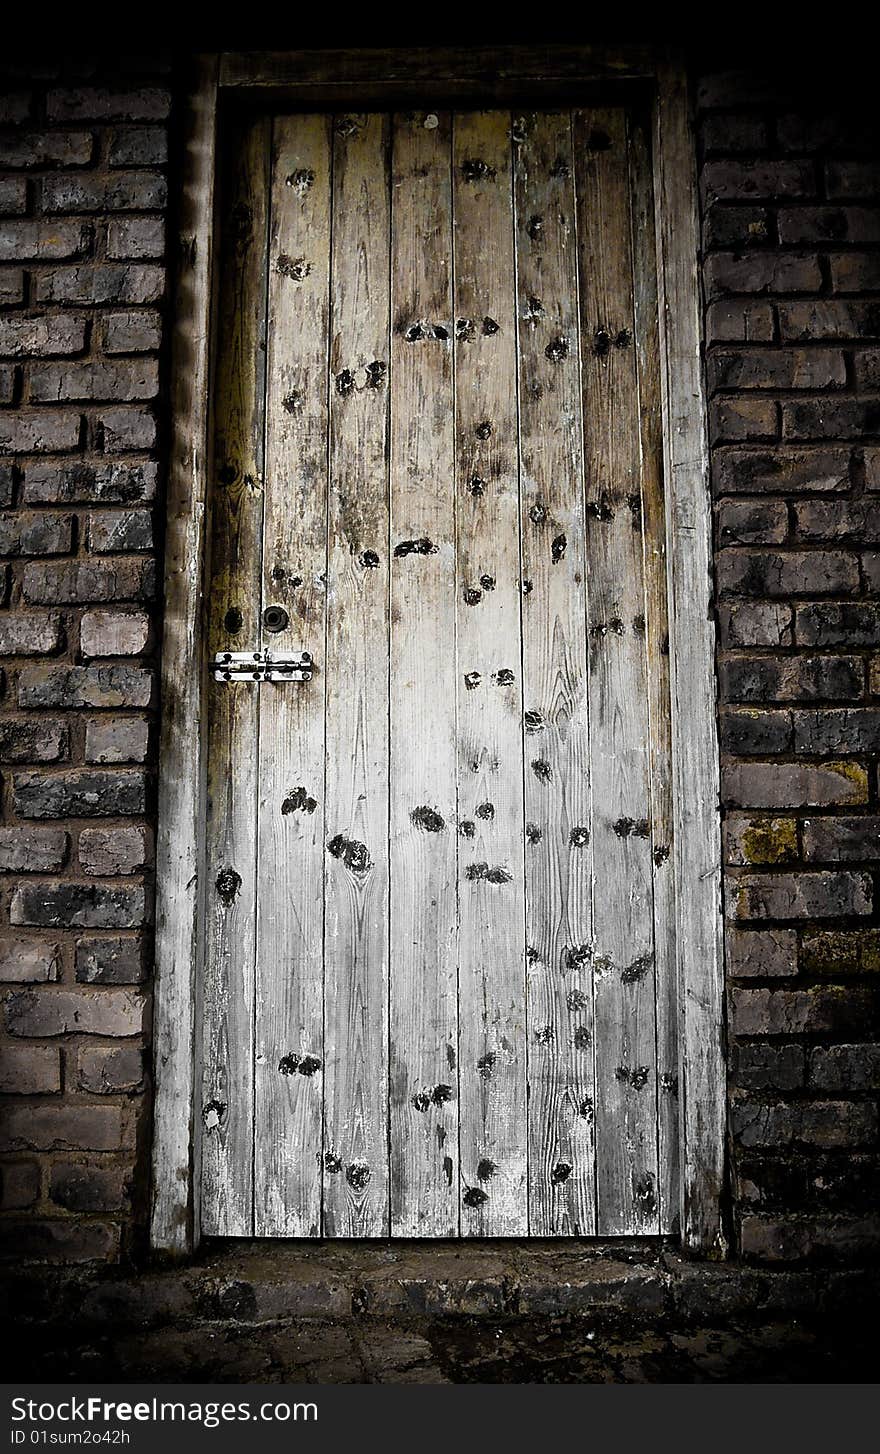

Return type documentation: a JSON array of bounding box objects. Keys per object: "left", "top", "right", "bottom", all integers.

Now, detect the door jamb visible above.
[{"left": 150, "top": 46, "right": 725, "bottom": 1258}]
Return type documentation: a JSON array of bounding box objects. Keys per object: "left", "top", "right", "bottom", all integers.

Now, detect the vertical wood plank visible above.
[
  {"left": 388, "top": 110, "right": 459, "bottom": 1236},
  {"left": 452, "top": 112, "right": 527, "bottom": 1236},
  {"left": 574, "top": 107, "right": 660, "bottom": 1235},
  {"left": 152, "top": 53, "right": 218, "bottom": 1255},
  {"left": 323, "top": 113, "right": 391, "bottom": 1236},
  {"left": 653, "top": 61, "right": 726, "bottom": 1253},
  {"left": 514, "top": 112, "right": 596, "bottom": 1236},
  {"left": 253, "top": 115, "right": 332, "bottom": 1236},
  {"left": 629, "top": 106, "right": 680, "bottom": 1234},
  {"left": 201, "top": 115, "right": 270, "bottom": 1237}
]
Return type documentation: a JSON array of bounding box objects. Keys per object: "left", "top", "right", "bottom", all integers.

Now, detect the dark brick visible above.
[
  {"left": 0, "top": 513, "right": 74, "bottom": 556},
  {"left": 730, "top": 870, "right": 872, "bottom": 920},
  {"left": 725, "top": 760, "right": 868, "bottom": 810},
  {"left": 34, "top": 265, "right": 164, "bottom": 306},
  {"left": 710, "top": 397, "right": 777, "bottom": 443},
  {"left": 725, "top": 927, "right": 797, "bottom": 979},
  {"left": 793, "top": 708, "right": 880, "bottom": 754},
  {"left": 0, "top": 1042, "right": 61, "bottom": 1093},
  {"left": 709, "top": 349, "right": 846, "bottom": 391},
  {"left": 720, "top": 654, "right": 861, "bottom": 702},
  {"left": 0, "top": 1162, "right": 39, "bottom": 1211},
  {"left": 701, "top": 114, "right": 768, "bottom": 153},
  {"left": 9, "top": 883, "right": 150, "bottom": 930},
  {"left": 801, "top": 928, "right": 880, "bottom": 974},
  {"left": 808, "top": 1044, "right": 880, "bottom": 1091},
  {"left": 802, "top": 816, "right": 880, "bottom": 862},
  {"left": 0, "top": 412, "right": 81, "bottom": 453},
  {"left": 796, "top": 602, "right": 880, "bottom": 646},
  {"left": 0, "top": 1103, "right": 126, "bottom": 1153},
  {"left": 717, "top": 550, "right": 858, "bottom": 597},
  {"left": 75, "top": 936, "right": 146, "bottom": 985},
  {"left": 705, "top": 300, "right": 775, "bottom": 343},
  {"left": 702, "top": 161, "right": 815, "bottom": 203},
  {"left": 0, "top": 269, "right": 24, "bottom": 305},
  {"left": 0, "top": 939, "right": 60, "bottom": 983},
  {"left": 0, "top": 309, "right": 88, "bottom": 358},
  {"left": 0, "top": 221, "right": 92, "bottom": 265},
  {"left": 79, "top": 824, "right": 151, "bottom": 875},
  {"left": 719, "top": 708, "right": 794, "bottom": 754},
  {"left": 96, "top": 406, "right": 157, "bottom": 451},
  {"left": 0, "top": 719, "right": 67, "bottom": 763},
  {"left": 777, "top": 114, "right": 880, "bottom": 155},
  {"left": 21, "top": 559, "right": 156, "bottom": 605},
  {"left": 783, "top": 398, "right": 880, "bottom": 441},
  {"left": 0, "top": 826, "right": 67, "bottom": 872},
  {"left": 732, "top": 1044, "right": 805, "bottom": 1091},
  {"left": 717, "top": 499, "right": 788, "bottom": 546},
  {"left": 13, "top": 768, "right": 148, "bottom": 818},
  {"left": 0, "top": 132, "right": 93, "bottom": 168},
  {"left": 704, "top": 205, "right": 770, "bottom": 249},
  {"left": 23, "top": 461, "right": 158, "bottom": 506},
  {"left": 30, "top": 360, "right": 158, "bottom": 403},
  {"left": 778, "top": 300, "right": 880, "bottom": 341},
  {"left": 46, "top": 88, "right": 171, "bottom": 122},
  {"left": 0, "top": 179, "right": 27, "bottom": 215},
  {"left": 0, "top": 613, "right": 64, "bottom": 655},
  {"left": 17, "top": 664, "right": 153, "bottom": 709},
  {"left": 41, "top": 173, "right": 167, "bottom": 215},
  {"left": 730, "top": 985, "right": 874, "bottom": 1036},
  {"left": 84, "top": 715, "right": 150, "bottom": 765},
  {"left": 5, "top": 985, "right": 146, "bottom": 1036},
  {"left": 826, "top": 162, "right": 880, "bottom": 200},
  {"left": 107, "top": 127, "right": 168, "bottom": 167},
  {"left": 830, "top": 254, "right": 880, "bottom": 294},
  {"left": 724, "top": 813, "right": 797, "bottom": 866},
  {"left": 106, "top": 218, "right": 164, "bottom": 260},
  {"left": 0, "top": 1219, "right": 120, "bottom": 1262},
  {"left": 49, "top": 1163, "right": 128, "bottom": 1213},
  {"left": 713, "top": 447, "right": 851, "bottom": 494},
  {"left": 855, "top": 351, "right": 880, "bottom": 390},
  {"left": 731, "top": 1099, "right": 877, "bottom": 1150},
  {"left": 718, "top": 603, "right": 793, "bottom": 649},
  {"left": 88, "top": 510, "right": 153, "bottom": 553},
  {"left": 77, "top": 1044, "right": 145, "bottom": 1094},
  {"left": 705, "top": 253, "right": 822, "bottom": 300},
  {"left": 103, "top": 311, "right": 162, "bottom": 354},
  {"left": 794, "top": 499, "right": 880, "bottom": 541}
]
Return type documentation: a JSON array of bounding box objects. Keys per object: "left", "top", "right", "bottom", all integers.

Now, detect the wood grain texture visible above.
[
  {"left": 653, "top": 61, "right": 726, "bottom": 1253},
  {"left": 220, "top": 47, "right": 656, "bottom": 92},
  {"left": 514, "top": 112, "right": 596, "bottom": 1236},
  {"left": 252, "top": 115, "right": 332, "bottom": 1236},
  {"left": 151, "top": 53, "right": 218, "bottom": 1256},
  {"left": 323, "top": 113, "right": 391, "bottom": 1236},
  {"left": 629, "top": 107, "right": 680, "bottom": 1235},
  {"left": 453, "top": 112, "right": 527, "bottom": 1236},
  {"left": 201, "top": 115, "right": 270, "bottom": 1236},
  {"left": 575, "top": 107, "right": 659, "bottom": 1236},
  {"left": 388, "top": 110, "right": 460, "bottom": 1236}
]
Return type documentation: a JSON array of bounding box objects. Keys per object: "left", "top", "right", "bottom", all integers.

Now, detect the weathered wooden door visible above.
[{"left": 201, "top": 105, "right": 677, "bottom": 1239}]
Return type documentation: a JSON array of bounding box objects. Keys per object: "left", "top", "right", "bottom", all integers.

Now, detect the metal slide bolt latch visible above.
[{"left": 212, "top": 649, "right": 313, "bottom": 683}]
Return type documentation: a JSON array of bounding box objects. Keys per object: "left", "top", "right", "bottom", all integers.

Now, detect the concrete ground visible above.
[{"left": 3, "top": 1241, "right": 877, "bottom": 1383}]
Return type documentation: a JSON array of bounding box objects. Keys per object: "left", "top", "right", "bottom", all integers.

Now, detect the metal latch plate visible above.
[{"left": 213, "top": 650, "right": 313, "bottom": 683}]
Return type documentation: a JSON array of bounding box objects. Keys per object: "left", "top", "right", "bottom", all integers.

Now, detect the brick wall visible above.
[
  {"left": 0, "top": 53, "right": 878, "bottom": 1269},
  {"left": 0, "top": 56, "right": 169, "bottom": 1260},
  {"left": 699, "top": 72, "right": 880, "bottom": 1261}
]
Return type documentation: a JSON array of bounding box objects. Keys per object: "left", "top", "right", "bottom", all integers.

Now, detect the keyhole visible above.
[{"left": 263, "top": 605, "right": 289, "bottom": 634}]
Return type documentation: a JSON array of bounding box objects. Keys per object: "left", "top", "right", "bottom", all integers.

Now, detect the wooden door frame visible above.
[{"left": 150, "top": 46, "right": 726, "bottom": 1258}]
